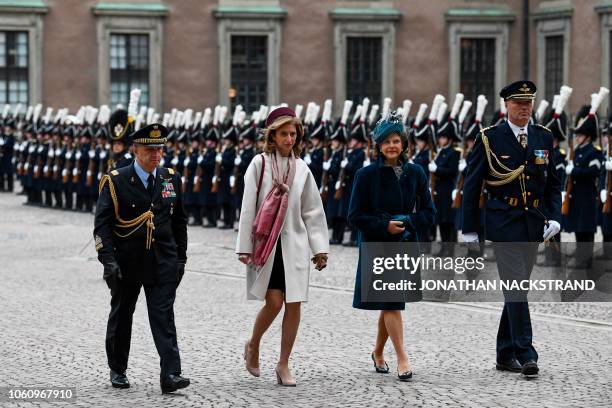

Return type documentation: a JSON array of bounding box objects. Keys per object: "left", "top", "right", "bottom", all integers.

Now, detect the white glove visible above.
[
  {"left": 171, "top": 157, "right": 179, "bottom": 166},
  {"left": 304, "top": 154, "right": 312, "bottom": 165},
  {"left": 230, "top": 175, "right": 236, "bottom": 187},
  {"left": 363, "top": 159, "right": 371, "bottom": 167},
  {"left": 565, "top": 163, "right": 574, "bottom": 175},
  {"left": 72, "top": 168, "right": 78, "bottom": 176},
  {"left": 407, "top": 159, "right": 414, "bottom": 164},
  {"left": 561, "top": 191, "right": 566, "bottom": 202},
  {"left": 461, "top": 232, "right": 479, "bottom": 243},
  {"left": 99, "top": 151, "right": 107, "bottom": 159},
  {"left": 65, "top": 152, "right": 72, "bottom": 159},
  {"left": 601, "top": 189, "right": 608, "bottom": 204},
  {"left": 183, "top": 157, "right": 190, "bottom": 167},
  {"left": 212, "top": 175, "right": 218, "bottom": 184},
  {"left": 197, "top": 155, "right": 203, "bottom": 164},
  {"left": 335, "top": 180, "right": 341, "bottom": 190},
  {"left": 181, "top": 176, "right": 186, "bottom": 185},
  {"left": 88, "top": 150, "right": 95, "bottom": 159},
  {"left": 75, "top": 151, "right": 82, "bottom": 160},
  {"left": 606, "top": 159, "right": 612, "bottom": 171},
  {"left": 452, "top": 189, "right": 458, "bottom": 201},
  {"left": 428, "top": 161, "right": 437, "bottom": 173},
  {"left": 543, "top": 220, "right": 561, "bottom": 242},
  {"left": 43, "top": 166, "right": 49, "bottom": 174},
  {"left": 215, "top": 153, "right": 222, "bottom": 164},
  {"left": 341, "top": 158, "right": 348, "bottom": 168},
  {"left": 234, "top": 157, "right": 241, "bottom": 166},
  {"left": 322, "top": 160, "right": 331, "bottom": 171},
  {"left": 458, "top": 159, "right": 467, "bottom": 172},
  {"left": 193, "top": 175, "right": 199, "bottom": 184}
]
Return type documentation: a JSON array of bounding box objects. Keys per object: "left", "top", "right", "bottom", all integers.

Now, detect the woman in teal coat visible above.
[{"left": 348, "top": 113, "right": 436, "bottom": 381}]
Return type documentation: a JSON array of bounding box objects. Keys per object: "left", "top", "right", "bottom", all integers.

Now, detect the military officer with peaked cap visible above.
[
  {"left": 462, "top": 80, "right": 562, "bottom": 379},
  {"left": 94, "top": 123, "right": 190, "bottom": 393}
]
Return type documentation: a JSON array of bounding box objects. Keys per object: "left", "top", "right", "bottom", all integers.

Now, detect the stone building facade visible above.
[{"left": 1, "top": 0, "right": 610, "bottom": 119}]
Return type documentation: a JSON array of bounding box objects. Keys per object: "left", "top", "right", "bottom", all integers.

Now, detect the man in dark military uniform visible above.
[
  {"left": 462, "top": 81, "right": 562, "bottom": 378},
  {"left": 234, "top": 125, "right": 256, "bottom": 222},
  {"left": 600, "top": 123, "right": 612, "bottom": 259},
  {"left": 183, "top": 130, "right": 201, "bottom": 225},
  {"left": 94, "top": 123, "right": 190, "bottom": 393},
  {"left": 0, "top": 116, "right": 16, "bottom": 192},
  {"left": 564, "top": 105, "right": 605, "bottom": 268},
  {"left": 430, "top": 116, "right": 461, "bottom": 255},
  {"left": 74, "top": 127, "right": 93, "bottom": 212},
  {"left": 305, "top": 122, "right": 326, "bottom": 188},
  {"left": 412, "top": 119, "right": 435, "bottom": 244},
  {"left": 60, "top": 125, "right": 77, "bottom": 210},
  {"left": 198, "top": 127, "right": 219, "bottom": 227},
  {"left": 325, "top": 126, "right": 346, "bottom": 244},
  {"left": 216, "top": 127, "right": 237, "bottom": 229},
  {"left": 340, "top": 122, "right": 367, "bottom": 246}
]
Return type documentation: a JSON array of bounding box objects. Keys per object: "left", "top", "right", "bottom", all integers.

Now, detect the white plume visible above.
[
  {"left": 201, "top": 108, "right": 212, "bottom": 127},
  {"left": 360, "top": 97, "right": 370, "bottom": 122},
  {"left": 151, "top": 113, "right": 160, "bottom": 124},
  {"left": 499, "top": 98, "right": 507, "bottom": 115},
  {"left": 184, "top": 109, "right": 194, "bottom": 128},
  {"left": 219, "top": 106, "right": 228, "bottom": 124},
  {"left": 147, "top": 107, "right": 155, "bottom": 125},
  {"left": 449, "top": 93, "right": 464, "bottom": 119},
  {"left": 13, "top": 103, "right": 23, "bottom": 118},
  {"left": 458, "top": 100, "right": 473, "bottom": 125},
  {"left": 340, "top": 100, "right": 353, "bottom": 125},
  {"left": 169, "top": 108, "right": 178, "bottom": 128},
  {"left": 322, "top": 99, "right": 333, "bottom": 122},
  {"left": 381, "top": 97, "right": 392, "bottom": 118},
  {"left": 436, "top": 102, "right": 448, "bottom": 124},
  {"left": 232, "top": 105, "right": 242, "bottom": 126},
  {"left": 351, "top": 105, "right": 362, "bottom": 124},
  {"left": 535, "top": 100, "right": 549, "bottom": 122},
  {"left": 414, "top": 103, "right": 428, "bottom": 128},
  {"left": 294, "top": 104, "right": 303, "bottom": 120},
  {"left": 475, "top": 95, "right": 488, "bottom": 123},
  {"left": 551, "top": 94, "right": 560, "bottom": 110},
  {"left": 590, "top": 87, "right": 609, "bottom": 115},
  {"left": 368, "top": 104, "right": 379, "bottom": 125},
  {"left": 127, "top": 88, "right": 141, "bottom": 119},
  {"left": 401, "top": 100, "right": 412, "bottom": 124},
  {"left": 1, "top": 104, "right": 10, "bottom": 118},
  {"left": 428, "top": 94, "right": 445, "bottom": 122},
  {"left": 162, "top": 113, "right": 170, "bottom": 127}
]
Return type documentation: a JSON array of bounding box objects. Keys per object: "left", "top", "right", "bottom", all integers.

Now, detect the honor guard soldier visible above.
[
  {"left": 198, "top": 126, "right": 219, "bottom": 227},
  {"left": 217, "top": 125, "right": 237, "bottom": 229},
  {"left": 234, "top": 123, "right": 256, "bottom": 222},
  {"left": 183, "top": 129, "right": 201, "bottom": 225},
  {"left": 306, "top": 119, "right": 326, "bottom": 188},
  {"left": 563, "top": 92, "right": 607, "bottom": 268},
  {"left": 326, "top": 101, "right": 352, "bottom": 244},
  {"left": 429, "top": 103, "right": 461, "bottom": 256},
  {"left": 107, "top": 109, "right": 134, "bottom": 171},
  {"left": 0, "top": 115, "right": 16, "bottom": 192},
  {"left": 94, "top": 123, "right": 190, "bottom": 393},
  {"left": 412, "top": 107, "right": 435, "bottom": 244},
  {"left": 74, "top": 127, "right": 93, "bottom": 212},
  {"left": 600, "top": 116, "right": 612, "bottom": 260},
  {"left": 462, "top": 80, "right": 562, "bottom": 378},
  {"left": 60, "top": 124, "right": 77, "bottom": 210},
  {"left": 340, "top": 116, "right": 367, "bottom": 246}
]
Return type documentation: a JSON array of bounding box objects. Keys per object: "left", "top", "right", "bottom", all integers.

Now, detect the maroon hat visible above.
[{"left": 265, "top": 107, "right": 296, "bottom": 128}]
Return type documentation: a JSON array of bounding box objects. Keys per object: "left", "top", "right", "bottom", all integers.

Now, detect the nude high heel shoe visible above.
[
  {"left": 275, "top": 366, "right": 296, "bottom": 387},
  {"left": 243, "top": 341, "right": 260, "bottom": 377}
]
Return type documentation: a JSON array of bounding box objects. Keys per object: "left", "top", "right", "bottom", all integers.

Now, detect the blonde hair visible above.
[{"left": 263, "top": 116, "right": 303, "bottom": 157}]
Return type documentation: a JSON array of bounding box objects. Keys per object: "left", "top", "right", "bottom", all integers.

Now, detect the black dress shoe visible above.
[
  {"left": 521, "top": 360, "right": 539, "bottom": 378},
  {"left": 496, "top": 358, "right": 522, "bottom": 373},
  {"left": 110, "top": 370, "right": 130, "bottom": 389},
  {"left": 218, "top": 225, "right": 233, "bottom": 230},
  {"left": 160, "top": 374, "right": 190, "bottom": 393}
]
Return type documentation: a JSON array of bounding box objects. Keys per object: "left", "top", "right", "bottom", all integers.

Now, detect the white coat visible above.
[{"left": 235, "top": 152, "right": 329, "bottom": 302}]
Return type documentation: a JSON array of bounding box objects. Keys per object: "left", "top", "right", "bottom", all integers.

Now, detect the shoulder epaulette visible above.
[
  {"left": 535, "top": 124, "right": 552, "bottom": 133},
  {"left": 559, "top": 148, "right": 566, "bottom": 155},
  {"left": 110, "top": 170, "right": 119, "bottom": 176},
  {"left": 454, "top": 147, "right": 463, "bottom": 153},
  {"left": 595, "top": 145, "right": 602, "bottom": 151},
  {"left": 168, "top": 168, "right": 175, "bottom": 175},
  {"left": 480, "top": 125, "right": 497, "bottom": 134}
]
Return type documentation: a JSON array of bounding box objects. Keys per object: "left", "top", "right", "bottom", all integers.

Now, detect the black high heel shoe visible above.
[
  {"left": 371, "top": 352, "right": 390, "bottom": 373},
  {"left": 397, "top": 368, "right": 413, "bottom": 381}
]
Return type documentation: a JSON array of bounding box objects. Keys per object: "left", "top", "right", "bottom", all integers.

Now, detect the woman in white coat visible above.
[{"left": 236, "top": 107, "right": 329, "bottom": 386}]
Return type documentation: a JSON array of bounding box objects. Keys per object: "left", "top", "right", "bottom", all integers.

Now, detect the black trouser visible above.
[
  {"left": 54, "top": 190, "right": 63, "bottom": 208},
  {"left": 575, "top": 232, "right": 595, "bottom": 266},
  {"left": 493, "top": 242, "right": 539, "bottom": 364},
  {"left": 202, "top": 204, "right": 217, "bottom": 226},
  {"left": 437, "top": 223, "right": 457, "bottom": 256},
  {"left": 188, "top": 204, "right": 202, "bottom": 225},
  {"left": 64, "top": 188, "right": 73, "bottom": 210},
  {"left": 44, "top": 190, "right": 53, "bottom": 207},
  {"left": 221, "top": 203, "right": 234, "bottom": 227},
  {"left": 604, "top": 234, "right": 612, "bottom": 259},
  {"left": 332, "top": 217, "right": 346, "bottom": 243},
  {"left": 106, "top": 280, "right": 181, "bottom": 378}
]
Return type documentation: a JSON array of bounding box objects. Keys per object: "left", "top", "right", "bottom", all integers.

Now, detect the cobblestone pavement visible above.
[{"left": 1, "top": 192, "right": 611, "bottom": 407}]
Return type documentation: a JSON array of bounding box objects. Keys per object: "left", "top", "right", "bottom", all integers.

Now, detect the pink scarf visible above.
[{"left": 251, "top": 152, "right": 296, "bottom": 267}]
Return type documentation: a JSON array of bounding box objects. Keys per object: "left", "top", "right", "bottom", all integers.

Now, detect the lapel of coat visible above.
[
  {"left": 151, "top": 166, "right": 164, "bottom": 203},
  {"left": 502, "top": 121, "right": 525, "bottom": 157},
  {"left": 129, "top": 163, "right": 148, "bottom": 195},
  {"left": 526, "top": 124, "right": 538, "bottom": 161}
]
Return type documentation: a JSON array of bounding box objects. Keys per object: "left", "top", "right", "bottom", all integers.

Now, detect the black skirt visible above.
[{"left": 267, "top": 240, "right": 286, "bottom": 292}]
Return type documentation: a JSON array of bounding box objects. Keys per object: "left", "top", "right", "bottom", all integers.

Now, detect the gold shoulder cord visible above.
[
  {"left": 99, "top": 175, "right": 155, "bottom": 250},
  {"left": 480, "top": 131, "right": 529, "bottom": 206}
]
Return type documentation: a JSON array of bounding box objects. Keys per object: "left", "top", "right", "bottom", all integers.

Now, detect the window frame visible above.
[
  {"left": 229, "top": 34, "right": 268, "bottom": 113},
  {"left": 109, "top": 32, "right": 151, "bottom": 107}
]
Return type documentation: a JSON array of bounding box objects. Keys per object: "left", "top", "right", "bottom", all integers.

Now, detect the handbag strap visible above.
[{"left": 255, "top": 153, "right": 265, "bottom": 207}]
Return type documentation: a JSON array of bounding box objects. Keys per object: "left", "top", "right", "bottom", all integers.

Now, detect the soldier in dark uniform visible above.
[
  {"left": 39, "top": 125, "right": 54, "bottom": 207},
  {"left": 94, "top": 123, "right": 190, "bottom": 393},
  {"left": 234, "top": 125, "right": 256, "bottom": 222},
  {"left": 429, "top": 116, "right": 461, "bottom": 255},
  {"left": 217, "top": 128, "right": 237, "bottom": 229},
  {"left": 600, "top": 124, "right": 612, "bottom": 259},
  {"left": 325, "top": 126, "right": 346, "bottom": 244},
  {"left": 412, "top": 120, "right": 435, "bottom": 244},
  {"left": 107, "top": 110, "right": 134, "bottom": 171},
  {"left": 198, "top": 128, "right": 219, "bottom": 227},
  {"left": 60, "top": 125, "right": 77, "bottom": 210},
  {"left": 462, "top": 81, "right": 562, "bottom": 378},
  {"left": 183, "top": 131, "right": 201, "bottom": 226},
  {"left": 75, "top": 127, "right": 93, "bottom": 212},
  {"left": 564, "top": 105, "right": 605, "bottom": 268},
  {"left": 0, "top": 117, "right": 16, "bottom": 192},
  {"left": 306, "top": 123, "right": 326, "bottom": 188},
  {"left": 49, "top": 126, "right": 64, "bottom": 209},
  {"left": 340, "top": 123, "right": 367, "bottom": 246}
]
